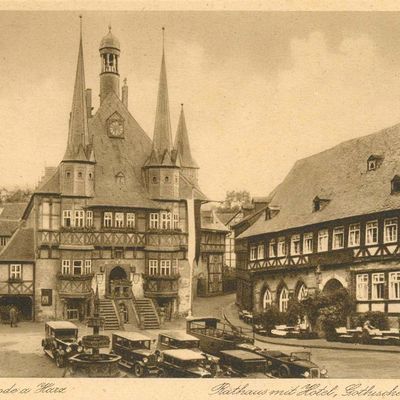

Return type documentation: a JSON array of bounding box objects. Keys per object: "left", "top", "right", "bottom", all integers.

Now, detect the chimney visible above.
[
  {"left": 122, "top": 78, "right": 128, "bottom": 108},
  {"left": 85, "top": 88, "right": 92, "bottom": 118}
]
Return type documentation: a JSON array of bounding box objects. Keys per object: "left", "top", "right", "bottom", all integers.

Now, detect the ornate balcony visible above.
[
  {"left": 142, "top": 274, "right": 180, "bottom": 298},
  {"left": 109, "top": 279, "right": 133, "bottom": 299},
  {"left": 57, "top": 273, "right": 94, "bottom": 298}
]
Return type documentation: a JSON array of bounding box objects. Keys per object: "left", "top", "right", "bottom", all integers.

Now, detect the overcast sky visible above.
[{"left": 2, "top": 11, "right": 400, "bottom": 200}]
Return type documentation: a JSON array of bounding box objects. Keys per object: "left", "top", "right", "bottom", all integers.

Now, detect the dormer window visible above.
[
  {"left": 392, "top": 175, "right": 400, "bottom": 194},
  {"left": 152, "top": 176, "right": 157, "bottom": 184},
  {"left": 265, "top": 206, "right": 280, "bottom": 220},
  {"left": 367, "top": 155, "right": 383, "bottom": 171},
  {"left": 65, "top": 170, "right": 71, "bottom": 179},
  {"left": 164, "top": 176, "right": 170, "bottom": 183},
  {"left": 313, "top": 196, "right": 330, "bottom": 212}
]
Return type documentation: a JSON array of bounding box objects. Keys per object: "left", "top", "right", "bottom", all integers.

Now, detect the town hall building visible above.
[{"left": 0, "top": 22, "right": 227, "bottom": 328}]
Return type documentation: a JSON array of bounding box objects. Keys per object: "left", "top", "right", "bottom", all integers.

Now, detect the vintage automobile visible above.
[
  {"left": 237, "top": 343, "right": 327, "bottom": 378},
  {"left": 111, "top": 331, "right": 160, "bottom": 377},
  {"left": 41, "top": 321, "right": 83, "bottom": 368},
  {"left": 158, "top": 349, "right": 213, "bottom": 378},
  {"left": 186, "top": 316, "right": 254, "bottom": 356},
  {"left": 218, "top": 349, "right": 272, "bottom": 378},
  {"left": 157, "top": 331, "right": 219, "bottom": 375}
]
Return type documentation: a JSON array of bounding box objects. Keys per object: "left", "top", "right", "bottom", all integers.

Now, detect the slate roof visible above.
[
  {"left": 0, "top": 228, "right": 35, "bottom": 261},
  {"left": 201, "top": 209, "right": 229, "bottom": 232},
  {"left": 0, "top": 203, "right": 27, "bottom": 220},
  {"left": 216, "top": 211, "right": 237, "bottom": 226},
  {"left": 87, "top": 92, "right": 162, "bottom": 209},
  {"left": 239, "top": 122, "right": 400, "bottom": 238},
  {"left": 35, "top": 167, "right": 60, "bottom": 194}
]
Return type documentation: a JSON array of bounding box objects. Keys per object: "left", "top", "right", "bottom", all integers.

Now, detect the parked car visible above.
[
  {"left": 111, "top": 331, "right": 160, "bottom": 377},
  {"left": 41, "top": 321, "right": 83, "bottom": 368},
  {"left": 158, "top": 349, "right": 213, "bottom": 378},
  {"left": 218, "top": 349, "right": 271, "bottom": 378},
  {"left": 237, "top": 343, "right": 327, "bottom": 378},
  {"left": 157, "top": 331, "right": 219, "bottom": 375}
]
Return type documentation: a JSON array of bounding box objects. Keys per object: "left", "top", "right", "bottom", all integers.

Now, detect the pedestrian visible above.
[{"left": 9, "top": 306, "right": 17, "bottom": 328}]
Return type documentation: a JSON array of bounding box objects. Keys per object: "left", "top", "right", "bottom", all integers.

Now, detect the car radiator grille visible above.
[
  {"left": 309, "top": 368, "right": 320, "bottom": 378},
  {"left": 148, "top": 354, "right": 157, "bottom": 366}
]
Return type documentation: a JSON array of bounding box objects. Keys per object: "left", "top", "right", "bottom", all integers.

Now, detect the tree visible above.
[{"left": 219, "top": 190, "right": 251, "bottom": 212}]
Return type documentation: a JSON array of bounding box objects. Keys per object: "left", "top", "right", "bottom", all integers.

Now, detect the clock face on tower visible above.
[{"left": 108, "top": 120, "right": 124, "bottom": 137}]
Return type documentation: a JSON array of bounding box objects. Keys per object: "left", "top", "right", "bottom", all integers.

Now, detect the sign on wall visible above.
[{"left": 41, "top": 289, "right": 52, "bottom": 306}]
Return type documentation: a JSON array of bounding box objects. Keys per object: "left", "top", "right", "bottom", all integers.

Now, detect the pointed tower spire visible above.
[
  {"left": 63, "top": 15, "right": 89, "bottom": 161},
  {"left": 174, "top": 104, "right": 199, "bottom": 168},
  {"left": 152, "top": 27, "right": 173, "bottom": 161}
]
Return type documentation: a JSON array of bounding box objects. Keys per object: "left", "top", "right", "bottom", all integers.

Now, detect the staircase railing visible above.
[
  {"left": 110, "top": 298, "right": 124, "bottom": 330},
  {"left": 129, "top": 288, "right": 144, "bottom": 330},
  {"left": 148, "top": 298, "right": 161, "bottom": 327}
]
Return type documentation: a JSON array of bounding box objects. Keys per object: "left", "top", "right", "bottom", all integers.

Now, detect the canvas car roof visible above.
[
  {"left": 159, "top": 331, "right": 199, "bottom": 341},
  {"left": 163, "top": 349, "right": 206, "bottom": 361},
  {"left": 220, "top": 350, "right": 266, "bottom": 361},
  {"left": 186, "top": 316, "right": 220, "bottom": 322},
  {"left": 46, "top": 321, "right": 78, "bottom": 330},
  {"left": 113, "top": 331, "right": 152, "bottom": 341}
]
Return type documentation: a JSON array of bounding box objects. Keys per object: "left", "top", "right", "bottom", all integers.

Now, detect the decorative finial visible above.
[
  {"left": 123, "top": 78, "right": 127, "bottom": 85},
  {"left": 162, "top": 27, "right": 165, "bottom": 52},
  {"left": 79, "top": 15, "right": 83, "bottom": 37},
  {"left": 181, "top": 103, "right": 184, "bottom": 109}
]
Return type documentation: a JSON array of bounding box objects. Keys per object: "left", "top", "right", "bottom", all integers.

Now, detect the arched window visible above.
[
  {"left": 297, "top": 284, "right": 308, "bottom": 301},
  {"left": 279, "top": 287, "right": 289, "bottom": 312},
  {"left": 115, "top": 172, "right": 125, "bottom": 185},
  {"left": 262, "top": 288, "right": 272, "bottom": 309}
]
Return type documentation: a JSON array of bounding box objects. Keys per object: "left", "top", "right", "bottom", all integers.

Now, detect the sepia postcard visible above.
[{"left": 2, "top": 1, "right": 400, "bottom": 399}]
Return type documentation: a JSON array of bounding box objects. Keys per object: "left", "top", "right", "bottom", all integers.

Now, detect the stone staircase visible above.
[
  {"left": 133, "top": 298, "right": 160, "bottom": 329},
  {"left": 99, "top": 298, "right": 120, "bottom": 330}
]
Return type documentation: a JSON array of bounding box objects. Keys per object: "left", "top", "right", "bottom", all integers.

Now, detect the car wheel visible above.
[
  {"left": 278, "top": 365, "right": 290, "bottom": 378},
  {"left": 134, "top": 363, "right": 145, "bottom": 377},
  {"left": 55, "top": 354, "right": 65, "bottom": 368}
]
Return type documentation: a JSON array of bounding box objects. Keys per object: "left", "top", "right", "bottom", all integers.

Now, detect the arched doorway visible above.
[
  {"left": 322, "top": 278, "right": 344, "bottom": 295},
  {"left": 109, "top": 266, "right": 129, "bottom": 297}
]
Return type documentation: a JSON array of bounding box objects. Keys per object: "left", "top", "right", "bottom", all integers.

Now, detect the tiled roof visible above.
[
  {"left": 216, "top": 211, "right": 238, "bottom": 226},
  {"left": 0, "top": 228, "right": 35, "bottom": 261},
  {"left": 0, "top": 203, "right": 27, "bottom": 220},
  {"left": 87, "top": 92, "right": 162, "bottom": 209},
  {"left": 0, "top": 220, "right": 20, "bottom": 236},
  {"left": 35, "top": 167, "right": 60, "bottom": 194},
  {"left": 201, "top": 210, "right": 229, "bottom": 232},
  {"left": 239, "top": 122, "right": 400, "bottom": 238}
]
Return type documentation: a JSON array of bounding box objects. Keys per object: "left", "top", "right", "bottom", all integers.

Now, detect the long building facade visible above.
[
  {"left": 235, "top": 123, "right": 400, "bottom": 325},
  {"left": 0, "top": 25, "right": 226, "bottom": 325}
]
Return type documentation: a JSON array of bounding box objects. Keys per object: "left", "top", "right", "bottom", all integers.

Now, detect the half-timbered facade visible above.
[
  {"left": 0, "top": 24, "right": 212, "bottom": 324},
  {"left": 235, "top": 123, "right": 400, "bottom": 324}
]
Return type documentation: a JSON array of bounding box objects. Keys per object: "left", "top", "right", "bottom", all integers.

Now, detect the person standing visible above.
[{"left": 9, "top": 306, "right": 17, "bottom": 328}]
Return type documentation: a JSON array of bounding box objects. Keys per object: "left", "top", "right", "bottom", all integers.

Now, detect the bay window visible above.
[
  {"left": 173, "top": 213, "right": 179, "bottom": 229},
  {"left": 356, "top": 274, "right": 369, "bottom": 300},
  {"left": 161, "top": 212, "right": 172, "bottom": 230},
  {"left": 366, "top": 220, "right": 378, "bottom": 245},
  {"left": 317, "top": 229, "right": 329, "bottom": 252},
  {"left": 384, "top": 218, "right": 398, "bottom": 243},
  {"left": 333, "top": 227, "right": 344, "bottom": 249},
  {"left": 84, "top": 260, "right": 92, "bottom": 274},
  {"left": 348, "top": 224, "right": 360, "bottom": 247},
  {"left": 160, "top": 260, "right": 171, "bottom": 276},
  {"left": 73, "top": 260, "right": 82, "bottom": 275}
]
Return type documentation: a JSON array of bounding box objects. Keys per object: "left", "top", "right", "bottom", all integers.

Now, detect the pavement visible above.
[{"left": 223, "top": 300, "right": 400, "bottom": 353}]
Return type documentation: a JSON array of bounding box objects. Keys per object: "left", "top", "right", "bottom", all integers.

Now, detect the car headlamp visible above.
[
  {"left": 77, "top": 346, "right": 83, "bottom": 353},
  {"left": 66, "top": 346, "right": 72, "bottom": 353},
  {"left": 157, "top": 357, "right": 162, "bottom": 363},
  {"left": 303, "top": 371, "right": 310, "bottom": 378},
  {"left": 143, "top": 357, "right": 148, "bottom": 363},
  {"left": 320, "top": 368, "right": 327, "bottom": 376}
]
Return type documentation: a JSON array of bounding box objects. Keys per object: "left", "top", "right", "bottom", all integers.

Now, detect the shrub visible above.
[
  {"left": 257, "top": 305, "right": 285, "bottom": 334},
  {"left": 354, "top": 311, "right": 389, "bottom": 330},
  {"left": 319, "top": 305, "right": 347, "bottom": 341},
  {"left": 285, "top": 298, "right": 306, "bottom": 326}
]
